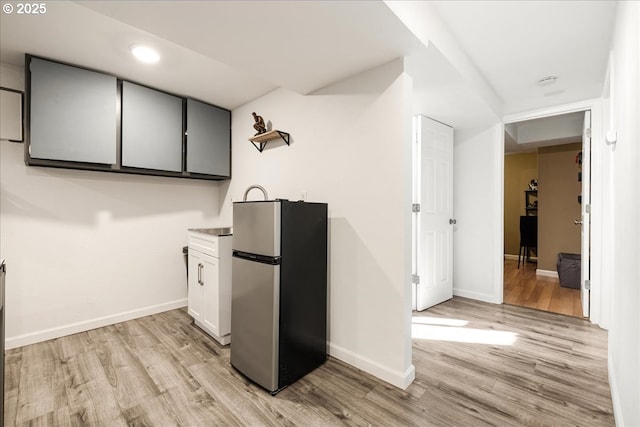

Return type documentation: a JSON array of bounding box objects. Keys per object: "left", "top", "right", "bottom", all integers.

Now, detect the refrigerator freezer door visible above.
[
  {"left": 232, "top": 201, "right": 281, "bottom": 257},
  {"left": 230, "top": 256, "right": 280, "bottom": 392}
]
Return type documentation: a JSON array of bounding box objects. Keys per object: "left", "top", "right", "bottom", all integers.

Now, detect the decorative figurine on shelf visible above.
[
  {"left": 252, "top": 112, "right": 267, "bottom": 136},
  {"left": 529, "top": 179, "right": 538, "bottom": 191}
]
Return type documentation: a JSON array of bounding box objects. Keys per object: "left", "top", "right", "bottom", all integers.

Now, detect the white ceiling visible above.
[
  {"left": 432, "top": 0, "right": 617, "bottom": 115},
  {"left": 0, "top": 1, "right": 423, "bottom": 110},
  {"left": 0, "top": 1, "right": 617, "bottom": 121}
]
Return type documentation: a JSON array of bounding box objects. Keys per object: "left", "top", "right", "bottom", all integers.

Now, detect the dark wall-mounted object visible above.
[
  {"left": 252, "top": 112, "right": 266, "bottom": 136},
  {"left": 0, "top": 87, "right": 24, "bottom": 142},
  {"left": 24, "top": 55, "right": 231, "bottom": 181}
]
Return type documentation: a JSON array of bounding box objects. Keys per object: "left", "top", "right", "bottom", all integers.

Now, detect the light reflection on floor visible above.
[
  {"left": 411, "top": 316, "right": 518, "bottom": 345},
  {"left": 411, "top": 316, "right": 469, "bottom": 327}
]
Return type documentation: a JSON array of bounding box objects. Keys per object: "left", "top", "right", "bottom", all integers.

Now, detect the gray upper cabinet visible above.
[
  {"left": 26, "top": 55, "right": 231, "bottom": 181},
  {"left": 187, "top": 99, "right": 230, "bottom": 177},
  {"left": 29, "top": 57, "right": 117, "bottom": 164},
  {"left": 122, "top": 82, "right": 183, "bottom": 172}
]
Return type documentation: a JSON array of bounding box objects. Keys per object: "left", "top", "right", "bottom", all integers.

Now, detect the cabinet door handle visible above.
[{"left": 197, "top": 263, "right": 203, "bottom": 285}]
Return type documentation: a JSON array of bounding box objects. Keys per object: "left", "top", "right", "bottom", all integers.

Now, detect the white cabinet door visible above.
[
  {"left": 187, "top": 250, "right": 204, "bottom": 321},
  {"left": 187, "top": 234, "right": 232, "bottom": 345},
  {"left": 201, "top": 253, "right": 220, "bottom": 336}
]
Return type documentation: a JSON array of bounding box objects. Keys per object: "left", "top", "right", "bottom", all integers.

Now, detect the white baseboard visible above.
[
  {"left": 608, "top": 353, "right": 624, "bottom": 427},
  {"left": 6, "top": 298, "right": 187, "bottom": 350},
  {"left": 536, "top": 269, "right": 559, "bottom": 278},
  {"left": 453, "top": 288, "right": 500, "bottom": 304},
  {"left": 329, "top": 342, "right": 415, "bottom": 389}
]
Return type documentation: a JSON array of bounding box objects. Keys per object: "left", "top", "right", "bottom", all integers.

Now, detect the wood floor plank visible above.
[
  {"left": 15, "top": 361, "right": 67, "bottom": 424},
  {"left": 158, "top": 385, "right": 230, "bottom": 427},
  {"left": 121, "top": 394, "right": 181, "bottom": 427},
  {"left": 4, "top": 348, "right": 23, "bottom": 392},
  {"left": 16, "top": 406, "right": 71, "bottom": 427},
  {"left": 4, "top": 388, "right": 19, "bottom": 427},
  {"left": 62, "top": 350, "right": 128, "bottom": 427},
  {"left": 95, "top": 339, "right": 162, "bottom": 411},
  {"left": 188, "top": 360, "right": 281, "bottom": 426}
]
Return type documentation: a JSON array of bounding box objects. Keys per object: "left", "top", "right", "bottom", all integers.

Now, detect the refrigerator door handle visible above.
[{"left": 233, "top": 250, "right": 282, "bottom": 265}]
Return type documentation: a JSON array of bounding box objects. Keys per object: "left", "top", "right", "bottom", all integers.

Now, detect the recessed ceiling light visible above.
[
  {"left": 130, "top": 45, "right": 160, "bottom": 64},
  {"left": 537, "top": 76, "right": 558, "bottom": 87}
]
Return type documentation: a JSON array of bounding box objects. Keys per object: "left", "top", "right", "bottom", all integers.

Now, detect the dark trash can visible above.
[{"left": 557, "top": 253, "right": 581, "bottom": 289}]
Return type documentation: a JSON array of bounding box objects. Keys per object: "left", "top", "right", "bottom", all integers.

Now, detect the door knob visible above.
[{"left": 574, "top": 219, "right": 583, "bottom": 225}]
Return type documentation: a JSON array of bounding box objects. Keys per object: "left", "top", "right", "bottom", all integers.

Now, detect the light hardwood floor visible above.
[
  {"left": 504, "top": 258, "right": 583, "bottom": 317},
  {"left": 4, "top": 297, "right": 613, "bottom": 426}
]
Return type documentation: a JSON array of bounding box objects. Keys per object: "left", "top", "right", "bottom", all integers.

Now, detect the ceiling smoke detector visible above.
[{"left": 537, "top": 76, "right": 558, "bottom": 87}]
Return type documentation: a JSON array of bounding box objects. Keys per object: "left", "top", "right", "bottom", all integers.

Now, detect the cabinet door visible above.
[
  {"left": 121, "top": 82, "right": 183, "bottom": 172},
  {"left": 186, "top": 99, "right": 230, "bottom": 177},
  {"left": 29, "top": 57, "right": 117, "bottom": 164},
  {"left": 201, "top": 253, "right": 220, "bottom": 335},
  {"left": 187, "top": 250, "right": 204, "bottom": 321}
]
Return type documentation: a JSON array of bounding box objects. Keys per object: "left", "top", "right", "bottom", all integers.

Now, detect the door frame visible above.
[{"left": 500, "top": 98, "right": 607, "bottom": 326}]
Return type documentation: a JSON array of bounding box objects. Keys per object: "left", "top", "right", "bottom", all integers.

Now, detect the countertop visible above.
[{"left": 188, "top": 227, "right": 233, "bottom": 236}]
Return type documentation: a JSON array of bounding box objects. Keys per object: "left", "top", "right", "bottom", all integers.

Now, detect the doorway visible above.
[{"left": 502, "top": 111, "right": 591, "bottom": 318}]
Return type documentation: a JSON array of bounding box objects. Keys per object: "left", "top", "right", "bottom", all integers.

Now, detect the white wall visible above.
[
  {"left": 606, "top": 2, "right": 640, "bottom": 426},
  {"left": 0, "top": 63, "right": 226, "bottom": 348},
  {"left": 452, "top": 124, "right": 503, "bottom": 303},
  {"left": 220, "top": 60, "right": 415, "bottom": 388}
]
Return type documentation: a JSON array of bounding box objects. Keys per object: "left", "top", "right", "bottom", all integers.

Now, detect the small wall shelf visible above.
[{"left": 248, "top": 130, "right": 290, "bottom": 153}]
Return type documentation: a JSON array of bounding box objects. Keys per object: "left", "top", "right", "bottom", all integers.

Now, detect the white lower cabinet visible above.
[{"left": 187, "top": 231, "right": 231, "bottom": 345}]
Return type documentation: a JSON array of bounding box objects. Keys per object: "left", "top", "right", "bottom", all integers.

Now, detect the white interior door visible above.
[
  {"left": 581, "top": 111, "right": 591, "bottom": 317},
  {"left": 413, "top": 115, "right": 454, "bottom": 311}
]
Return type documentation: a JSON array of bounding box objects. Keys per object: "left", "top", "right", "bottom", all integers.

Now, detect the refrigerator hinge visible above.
[
  {"left": 411, "top": 274, "right": 420, "bottom": 284},
  {"left": 412, "top": 203, "right": 421, "bottom": 213},
  {"left": 585, "top": 279, "right": 591, "bottom": 290}
]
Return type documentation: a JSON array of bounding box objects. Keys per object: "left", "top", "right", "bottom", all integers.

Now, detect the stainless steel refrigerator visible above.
[{"left": 231, "top": 200, "right": 327, "bottom": 394}]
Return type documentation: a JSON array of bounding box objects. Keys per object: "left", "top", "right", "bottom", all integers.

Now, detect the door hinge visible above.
[
  {"left": 585, "top": 204, "right": 591, "bottom": 214},
  {"left": 412, "top": 274, "right": 420, "bottom": 284},
  {"left": 585, "top": 128, "right": 592, "bottom": 138},
  {"left": 412, "top": 203, "right": 421, "bottom": 213},
  {"left": 585, "top": 279, "right": 591, "bottom": 290}
]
